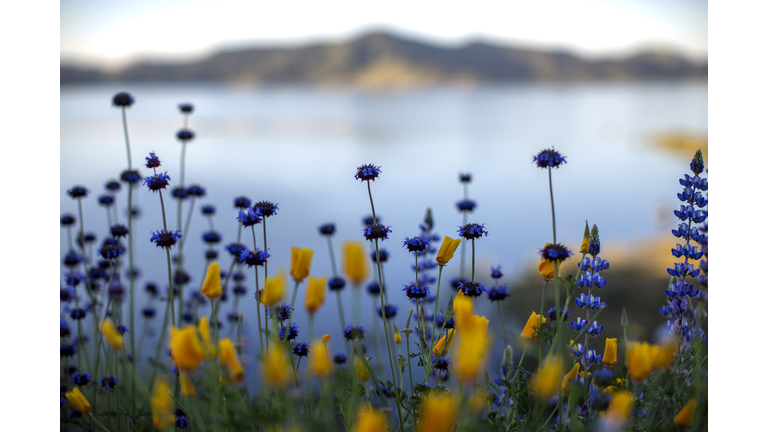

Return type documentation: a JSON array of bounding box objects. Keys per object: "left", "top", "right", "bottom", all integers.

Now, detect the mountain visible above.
[{"left": 60, "top": 32, "right": 707, "bottom": 87}]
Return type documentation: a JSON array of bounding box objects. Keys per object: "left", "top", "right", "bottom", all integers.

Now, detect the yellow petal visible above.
[
  {"left": 219, "top": 338, "right": 245, "bottom": 383},
  {"left": 151, "top": 376, "right": 175, "bottom": 429},
  {"left": 343, "top": 241, "right": 369, "bottom": 285},
  {"left": 435, "top": 235, "right": 462, "bottom": 265},
  {"left": 603, "top": 338, "right": 618, "bottom": 366},
  {"left": 261, "top": 272, "right": 286, "bottom": 306},
  {"left": 304, "top": 275, "right": 327, "bottom": 314},
  {"left": 290, "top": 247, "right": 314, "bottom": 282},
  {"left": 416, "top": 393, "right": 458, "bottom": 432},
  {"left": 309, "top": 339, "right": 333, "bottom": 378},
  {"left": 65, "top": 386, "right": 91, "bottom": 414},
  {"left": 201, "top": 262, "right": 222, "bottom": 299},
  {"left": 673, "top": 399, "right": 697, "bottom": 429},
  {"left": 101, "top": 318, "right": 124, "bottom": 350},
  {"left": 168, "top": 326, "right": 205, "bottom": 372},
  {"left": 521, "top": 311, "right": 547, "bottom": 342}
]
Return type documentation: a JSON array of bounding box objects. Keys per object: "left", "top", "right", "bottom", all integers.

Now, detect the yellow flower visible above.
[
  {"left": 432, "top": 330, "right": 455, "bottom": 356},
  {"left": 530, "top": 358, "right": 562, "bottom": 400},
  {"left": 309, "top": 339, "right": 333, "bottom": 378},
  {"left": 343, "top": 241, "right": 369, "bottom": 285},
  {"left": 394, "top": 332, "right": 402, "bottom": 344},
  {"left": 416, "top": 393, "right": 458, "bottom": 432},
  {"left": 151, "top": 376, "right": 175, "bottom": 430},
  {"left": 267, "top": 344, "right": 292, "bottom": 388},
  {"left": 168, "top": 326, "right": 205, "bottom": 372},
  {"left": 627, "top": 342, "right": 657, "bottom": 382},
  {"left": 290, "top": 247, "right": 314, "bottom": 282},
  {"left": 65, "top": 386, "right": 91, "bottom": 414},
  {"left": 180, "top": 372, "right": 196, "bottom": 396},
  {"left": 653, "top": 340, "right": 677, "bottom": 370},
  {"left": 101, "top": 318, "right": 124, "bottom": 350},
  {"left": 521, "top": 311, "right": 547, "bottom": 342},
  {"left": 219, "top": 338, "right": 245, "bottom": 384},
  {"left": 455, "top": 319, "right": 489, "bottom": 382},
  {"left": 562, "top": 362, "right": 591, "bottom": 393},
  {"left": 355, "top": 356, "right": 371, "bottom": 381},
  {"left": 322, "top": 334, "right": 331, "bottom": 343},
  {"left": 352, "top": 405, "right": 388, "bottom": 432},
  {"left": 304, "top": 275, "right": 326, "bottom": 314},
  {"left": 435, "top": 235, "right": 462, "bottom": 265},
  {"left": 603, "top": 338, "right": 618, "bottom": 366},
  {"left": 200, "top": 261, "right": 222, "bottom": 299},
  {"left": 580, "top": 221, "right": 590, "bottom": 254},
  {"left": 538, "top": 243, "right": 563, "bottom": 280},
  {"left": 453, "top": 290, "right": 473, "bottom": 322},
  {"left": 197, "top": 316, "right": 217, "bottom": 356},
  {"left": 673, "top": 399, "right": 696, "bottom": 429},
  {"left": 457, "top": 313, "right": 488, "bottom": 335},
  {"left": 261, "top": 272, "right": 286, "bottom": 306},
  {"left": 604, "top": 390, "right": 634, "bottom": 428}
]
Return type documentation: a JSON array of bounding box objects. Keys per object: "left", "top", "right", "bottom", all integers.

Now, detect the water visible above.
[{"left": 60, "top": 82, "right": 707, "bottom": 387}]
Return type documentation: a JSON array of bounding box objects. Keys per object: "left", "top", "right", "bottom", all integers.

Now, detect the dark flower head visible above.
[
  {"left": 234, "top": 196, "right": 251, "bottom": 209},
  {"left": 377, "top": 304, "right": 398, "bottom": 319},
  {"left": 110, "top": 224, "right": 129, "bottom": 238},
  {"left": 61, "top": 214, "right": 76, "bottom": 226},
  {"left": 186, "top": 185, "right": 206, "bottom": 197},
  {"left": 690, "top": 149, "right": 705, "bottom": 175},
  {"left": 362, "top": 215, "right": 377, "bottom": 226},
  {"left": 65, "top": 271, "right": 83, "bottom": 287},
  {"left": 150, "top": 229, "right": 182, "bottom": 248},
  {"left": 487, "top": 285, "right": 509, "bottom": 302},
  {"left": 355, "top": 164, "right": 382, "bottom": 182},
  {"left": 458, "top": 223, "right": 488, "bottom": 240},
  {"left": 490, "top": 265, "right": 503, "bottom": 279},
  {"left": 591, "top": 368, "right": 614, "bottom": 387},
  {"left": 60, "top": 316, "right": 71, "bottom": 337},
  {"left": 105, "top": 180, "right": 121, "bottom": 192},
  {"left": 588, "top": 240, "right": 601, "bottom": 257},
  {"left": 456, "top": 200, "right": 476, "bottom": 213},
  {"left": 328, "top": 276, "right": 346, "bottom": 291},
  {"left": 176, "top": 129, "right": 195, "bottom": 142},
  {"left": 237, "top": 207, "right": 262, "bottom": 227},
  {"left": 60, "top": 286, "right": 75, "bottom": 302},
  {"left": 459, "top": 173, "right": 472, "bottom": 183},
  {"left": 343, "top": 324, "right": 365, "bottom": 340},
  {"left": 253, "top": 201, "right": 279, "bottom": 217},
  {"left": 533, "top": 148, "right": 567, "bottom": 169},
  {"left": 292, "top": 342, "right": 309, "bottom": 357},
  {"left": 145, "top": 152, "right": 161, "bottom": 168},
  {"left": 80, "top": 232, "right": 97, "bottom": 246},
  {"left": 70, "top": 308, "right": 87, "bottom": 320},
  {"left": 403, "top": 236, "right": 430, "bottom": 252},
  {"left": 176, "top": 410, "right": 190, "bottom": 429},
  {"left": 117, "top": 325, "right": 129, "bottom": 335},
  {"left": 431, "top": 357, "right": 451, "bottom": 371},
  {"left": 539, "top": 243, "right": 573, "bottom": 262},
  {"left": 279, "top": 323, "right": 299, "bottom": 341},
  {"left": 99, "top": 373, "right": 118, "bottom": 391},
  {"left": 333, "top": 353, "right": 347, "bottom": 364},
  {"left": 403, "top": 284, "right": 430, "bottom": 300},
  {"left": 68, "top": 186, "right": 88, "bottom": 199},
  {"left": 179, "top": 103, "right": 194, "bottom": 114},
  {"left": 98, "top": 194, "right": 115, "bottom": 207},
  {"left": 319, "top": 223, "right": 336, "bottom": 236},
  {"left": 205, "top": 250, "right": 218, "bottom": 260},
  {"left": 112, "top": 92, "right": 134, "bottom": 108},
  {"left": 363, "top": 223, "right": 392, "bottom": 241},
  {"left": 436, "top": 314, "right": 455, "bottom": 329},
  {"left": 142, "top": 307, "right": 156, "bottom": 318},
  {"left": 108, "top": 279, "right": 125, "bottom": 302},
  {"left": 233, "top": 285, "right": 247, "bottom": 296},
  {"left": 60, "top": 343, "right": 77, "bottom": 358},
  {"left": 183, "top": 312, "right": 195, "bottom": 323},
  {"left": 145, "top": 282, "right": 159, "bottom": 297},
  {"left": 130, "top": 206, "right": 141, "bottom": 218},
  {"left": 227, "top": 312, "right": 240, "bottom": 323},
  {"left": 450, "top": 277, "right": 467, "bottom": 291},
  {"left": 366, "top": 281, "right": 383, "bottom": 295},
  {"left": 371, "top": 248, "right": 389, "bottom": 263},
  {"left": 63, "top": 250, "right": 83, "bottom": 268},
  {"left": 270, "top": 303, "right": 293, "bottom": 322},
  {"left": 201, "top": 205, "right": 216, "bottom": 215},
  {"left": 202, "top": 231, "right": 222, "bottom": 244},
  {"left": 120, "top": 169, "right": 142, "bottom": 184},
  {"left": 172, "top": 187, "right": 188, "bottom": 200},
  {"left": 174, "top": 270, "right": 191, "bottom": 286},
  {"left": 143, "top": 172, "right": 171, "bottom": 192},
  {"left": 547, "top": 307, "right": 570, "bottom": 322},
  {"left": 459, "top": 281, "right": 485, "bottom": 298},
  {"left": 98, "top": 238, "right": 125, "bottom": 260},
  {"left": 238, "top": 248, "right": 270, "bottom": 267}
]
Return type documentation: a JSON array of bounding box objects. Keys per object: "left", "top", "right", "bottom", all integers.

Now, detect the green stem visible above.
[
  {"left": 471, "top": 238, "right": 475, "bottom": 282},
  {"left": 126, "top": 184, "right": 136, "bottom": 415},
  {"left": 158, "top": 190, "right": 176, "bottom": 326},
  {"left": 538, "top": 280, "right": 549, "bottom": 364},
  {"left": 497, "top": 301, "right": 508, "bottom": 347},
  {"left": 121, "top": 107, "right": 132, "bottom": 170},
  {"left": 290, "top": 280, "right": 300, "bottom": 312},
  {"left": 428, "top": 266, "right": 444, "bottom": 363},
  {"left": 89, "top": 412, "right": 113, "bottom": 432}
]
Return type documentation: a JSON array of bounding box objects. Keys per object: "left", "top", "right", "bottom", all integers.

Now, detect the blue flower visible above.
[
  {"left": 403, "top": 236, "right": 430, "bottom": 253},
  {"left": 233, "top": 285, "right": 246, "bottom": 296},
  {"left": 63, "top": 250, "right": 83, "bottom": 268},
  {"left": 237, "top": 207, "right": 263, "bottom": 227},
  {"left": 145, "top": 152, "right": 161, "bottom": 168},
  {"left": 333, "top": 353, "right": 347, "bottom": 364},
  {"left": 238, "top": 248, "right": 270, "bottom": 267},
  {"left": 377, "top": 304, "right": 398, "bottom": 319},
  {"left": 366, "top": 281, "right": 383, "bottom": 295},
  {"left": 363, "top": 223, "right": 392, "bottom": 241},
  {"left": 431, "top": 357, "right": 451, "bottom": 371},
  {"left": 570, "top": 342, "right": 586, "bottom": 358},
  {"left": 279, "top": 323, "right": 299, "bottom": 341},
  {"left": 532, "top": 148, "right": 567, "bottom": 169},
  {"left": 403, "top": 284, "right": 430, "bottom": 300},
  {"left": 178, "top": 103, "right": 194, "bottom": 114},
  {"left": 202, "top": 231, "right": 222, "bottom": 244},
  {"left": 459, "top": 173, "right": 472, "bottom": 183},
  {"left": 150, "top": 229, "right": 182, "bottom": 248},
  {"left": 450, "top": 277, "right": 467, "bottom": 291},
  {"left": 371, "top": 248, "right": 389, "bottom": 263},
  {"left": 61, "top": 343, "right": 77, "bottom": 358},
  {"left": 70, "top": 308, "right": 87, "bottom": 320},
  {"left": 253, "top": 201, "right": 279, "bottom": 217},
  {"left": 61, "top": 214, "right": 76, "bottom": 226},
  {"left": 98, "top": 238, "right": 125, "bottom": 260},
  {"left": 362, "top": 215, "right": 377, "bottom": 226},
  {"left": 105, "top": 180, "right": 121, "bottom": 191},
  {"left": 234, "top": 196, "right": 251, "bottom": 209},
  {"left": 142, "top": 307, "right": 156, "bottom": 318},
  {"left": 456, "top": 199, "right": 476, "bottom": 212},
  {"left": 490, "top": 265, "right": 503, "bottom": 279},
  {"left": 143, "top": 172, "right": 171, "bottom": 192},
  {"left": 539, "top": 243, "right": 573, "bottom": 262},
  {"left": 487, "top": 285, "right": 509, "bottom": 302},
  {"left": 176, "top": 129, "right": 195, "bottom": 142},
  {"left": 60, "top": 316, "right": 71, "bottom": 337},
  {"left": 436, "top": 314, "right": 455, "bottom": 329},
  {"left": 112, "top": 92, "right": 134, "bottom": 107},
  {"left": 292, "top": 342, "right": 309, "bottom": 357},
  {"left": 117, "top": 325, "right": 129, "bottom": 335},
  {"left": 319, "top": 223, "right": 336, "bottom": 236},
  {"left": 109, "top": 224, "right": 129, "bottom": 238},
  {"left": 458, "top": 281, "right": 485, "bottom": 298},
  {"left": 71, "top": 372, "right": 91, "bottom": 386},
  {"left": 68, "top": 186, "right": 88, "bottom": 199},
  {"left": 172, "top": 186, "right": 189, "bottom": 200},
  {"left": 120, "top": 169, "right": 142, "bottom": 184},
  {"left": 355, "top": 164, "right": 382, "bottom": 182},
  {"left": 328, "top": 276, "right": 346, "bottom": 291},
  {"left": 591, "top": 368, "right": 613, "bottom": 387},
  {"left": 458, "top": 223, "right": 488, "bottom": 240},
  {"left": 98, "top": 195, "right": 115, "bottom": 207},
  {"left": 585, "top": 349, "right": 603, "bottom": 365},
  {"left": 571, "top": 317, "right": 589, "bottom": 332},
  {"left": 201, "top": 205, "right": 216, "bottom": 215},
  {"left": 99, "top": 374, "right": 118, "bottom": 391},
  {"left": 186, "top": 185, "right": 206, "bottom": 197},
  {"left": 270, "top": 303, "right": 293, "bottom": 322},
  {"left": 226, "top": 242, "right": 246, "bottom": 257},
  {"left": 343, "top": 324, "right": 365, "bottom": 340},
  {"left": 586, "top": 321, "right": 604, "bottom": 338}
]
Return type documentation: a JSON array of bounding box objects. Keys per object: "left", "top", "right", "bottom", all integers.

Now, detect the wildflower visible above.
[
  {"left": 603, "top": 338, "right": 618, "bottom": 366},
  {"left": 101, "top": 319, "right": 124, "bottom": 350},
  {"left": 371, "top": 248, "right": 389, "bottom": 263},
  {"left": 179, "top": 103, "right": 193, "bottom": 113},
  {"left": 151, "top": 376, "right": 175, "bottom": 429},
  {"left": 234, "top": 196, "right": 251, "bottom": 209},
  {"left": 432, "top": 357, "right": 451, "bottom": 371},
  {"left": 219, "top": 338, "right": 245, "bottom": 383},
  {"left": 377, "top": 304, "right": 398, "bottom": 319},
  {"left": 455, "top": 320, "right": 490, "bottom": 381},
  {"left": 333, "top": 353, "right": 347, "bottom": 364},
  {"left": 261, "top": 273, "right": 286, "bottom": 306},
  {"left": 585, "top": 349, "right": 603, "bottom": 365},
  {"left": 591, "top": 368, "right": 614, "bottom": 387},
  {"left": 530, "top": 358, "right": 563, "bottom": 399},
  {"left": 145, "top": 152, "right": 161, "bottom": 168},
  {"left": 328, "top": 276, "right": 346, "bottom": 291},
  {"left": 586, "top": 320, "right": 604, "bottom": 337},
  {"left": 201, "top": 231, "right": 221, "bottom": 244},
  {"left": 435, "top": 235, "right": 462, "bottom": 265},
  {"left": 459, "top": 281, "right": 485, "bottom": 298},
  {"left": 363, "top": 223, "right": 392, "bottom": 241},
  {"left": 143, "top": 172, "right": 171, "bottom": 192},
  {"left": 236, "top": 207, "right": 262, "bottom": 227},
  {"left": 120, "top": 169, "right": 142, "bottom": 184},
  {"left": 366, "top": 281, "right": 383, "bottom": 295},
  {"left": 548, "top": 307, "right": 569, "bottom": 322},
  {"left": 168, "top": 326, "right": 205, "bottom": 371},
  {"left": 539, "top": 243, "right": 573, "bottom": 262},
  {"left": 292, "top": 342, "right": 309, "bottom": 357},
  {"left": 403, "top": 284, "right": 430, "bottom": 300},
  {"left": 538, "top": 258, "right": 560, "bottom": 280},
  {"left": 238, "top": 248, "right": 270, "bottom": 267},
  {"left": 403, "top": 236, "right": 430, "bottom": 252},
  {"left": 270, "top": 303, "right": 293, "bottom": 322},
  {"left": 562, "top": 363, "right": 591, "bottom": 393},
  {"left": 344, "top": 324, "right": 366, "bottom": 340},
  {"left": 117, "top": 325, "right": 129, "bottom": 335},
  {"left": 98, "top": 194, "right": 115, "bottom": 207},
  {"left": 453, "top": 290, "right": 474, "bottom": 320},
  {"left": 290, "top": 247, "right": 314, "bottom": 282},
  {"left": 459, "top": 172, "right": 472, "bottom": 183},
  {"left": 267, "top": 344, "right": 292, "bottom": 388},
  {"left": 603, "top": 390, "right": 634, "bottom": 429},
  {"left": 71, "top": 372, "right": 91, "bottom": 387},
  {"left": 456, "top": 199, "right": 476, "bottom": 212},
  {"left": 105, "top": 180, "right": 121, "bottom": 191},
  {"left": 436, "top": 314, "right": 455, "bottom": 329},
  {"left": 180, "top": 372, "right": 196, "bottom": 396},
  {"left": 352, "top": 405, "right": 388, "bottom": 432},
  {"left": 253, "top": 201, "right": 279, "bottom": 217},
  {"left": 176, "top": 129, "right": 195, "bottom": 141},
  {"left": 355, "top": 164, "right": 381, "bottom": 182},
  {"left": 201, "top": 204, "right": 215, "bottom": 215},
  {"left": 394, "top": 333, "right": 402, "bottom": 344},
  {"left": 674, "top": 399, "right": 697, "bottom": 429},
  {"left": 318, "top": 223, "right": 336, "bottom": 236},
  {"left": 197, "top": 262, "right": 222, "bottom": 300},
  {"left": 99, "top": 238, "right": 126, "bottom": 259},
  {"left": 571, "top": 317, "right": 589, "bottom": 332},
  {"left": 490, "top": 265, "right": 503, "bottom": 279},
  {"left": 457, "top": 223, "right": 488, "bottom": 240},
  {"left": 61, "top": 214, "right": 76, "bottom": 226},
  {"left": 355, "top": 356, "right": 371, "bottom": 381},
  {"left": 521, "top": 311, "right": 547, "bottom": 342},
  {"left": 303, "top": 276, "right": 327, "bottom": 314},
  {"left": 99, "top": 374, "right": 118, "bottom": 391},
  {"left": 627, "top": 342, "right": 657, "bottom": 382},
  {"left": 416, "top": 393, "right": 458, "bottom": 432},
  {"left": 112, "top": 92, "right": 134, "bottom": 107},
  {"left": 343, "top": 241, "right": 370, "bottom": 284},
  {"left": 68, "top": 186, "right": 88, "bottom": 198},
  {"left": 65, "top": 387, "right": 91, "bottom": 414},
  {"left": 309, "top": 339, "right": 333, "bottom": 378},
  {"left": 150, "top": 229, "right": 181, "bottom": 249},
  {"left": 532, "top": 148, "right": 567, "bottom": 169},
  {"left": 432, "top": 331, "right": 455, "bottom": 356},
  {"left": 279, "top": 323, "right": 299, "bottom": 341}
]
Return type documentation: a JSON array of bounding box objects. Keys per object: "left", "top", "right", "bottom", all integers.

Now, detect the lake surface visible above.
[{"left": 60, "top": 82, "right": 707, "bottom": 386}]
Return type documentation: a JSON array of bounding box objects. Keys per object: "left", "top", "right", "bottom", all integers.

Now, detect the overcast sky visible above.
[{"left": 61, "top": 0, "right": 707, "bottom": 69}]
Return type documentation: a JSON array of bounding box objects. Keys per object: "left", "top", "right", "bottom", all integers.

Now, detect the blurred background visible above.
[{"left": 60, "top": 0, "right": 707, "bottom": 385}]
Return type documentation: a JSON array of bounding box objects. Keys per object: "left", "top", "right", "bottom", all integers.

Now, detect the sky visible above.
[{"left": 60, "top": 0, "right": 707, "bottom": 70}]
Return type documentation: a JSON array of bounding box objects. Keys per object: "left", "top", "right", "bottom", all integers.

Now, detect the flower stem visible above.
[
  {"left": 538, "top": 280, "right": 549, "bottom": 364},
  {"left": 428, "top": 266, "right": 444, "bottom": 364},
  {"left": 471, "top": 238, "right": 476, "bottom": 282},
  {"left": 497, "top": 301, "right": 508, "bottom": 347},
  {"left": 158, "top": 190, "right": 176, "bottom": 326},
  {"left": 89, "top": 412, "right": 113, "bottom": 432},
  {"left": 126, "top": 184, "right": 137, "bottom": 415}
]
